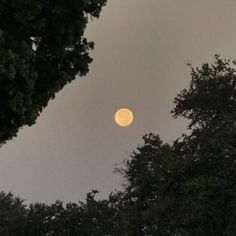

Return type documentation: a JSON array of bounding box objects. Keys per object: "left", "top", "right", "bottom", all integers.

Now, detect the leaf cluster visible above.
[{"left": 0, "top": 0, "right": 107, "bottom": 145}]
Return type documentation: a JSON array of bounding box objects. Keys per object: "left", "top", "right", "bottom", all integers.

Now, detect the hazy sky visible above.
[{"left": 0, "top": 0, "right": 236, "bottom": 203}]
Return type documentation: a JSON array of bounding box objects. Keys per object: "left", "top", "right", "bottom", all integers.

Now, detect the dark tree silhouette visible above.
[
  {"left": 0, "top": 192, "right": 27, "bottom": 235},
  {"left": 0, "top": 56, "right": 236, "bottom": 235},
  {"left": 170, "top": 56, "right": 236, "bottom": 236},
  {"left": 0, "top": 0, "right": 107, "bottom": 145},
  {"left": 172, "top": 55, "right": 236, "bottom": 129},
  {"left": 117, "top": 56, "right": 236, "bottom": 235}
]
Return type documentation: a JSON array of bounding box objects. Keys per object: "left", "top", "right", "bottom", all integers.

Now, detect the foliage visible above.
[
  {"left": 1, "top": 56, "right": 236, "bottom": 235},
  {"left": 0, "top": 192, "right": 27, "bottom": 235},
  {"left": 0, "top": 0, "right": 107, "bottom": 145},
  {"left": 172, "top": 55, "right": 236, "bottom": 129},
  {"left": 116, "top": 56, "right": 236, "bottom": 235}
]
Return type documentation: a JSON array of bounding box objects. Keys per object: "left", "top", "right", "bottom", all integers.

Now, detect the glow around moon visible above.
[{"left": 115, "top": 108, "right": 134, "bottom": 127}]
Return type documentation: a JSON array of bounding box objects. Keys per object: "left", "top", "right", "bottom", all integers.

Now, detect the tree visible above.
[
  {"left": 74, "top": 190, "right": 121, "bottom": 235},
  {"left": 25, "top": 202, "right": 50, "bottom": 236},
  {"left": 116, "top": 134, "right": 186, "bottom": 235},
  {"left": 0, "top": 55, "right": 236, "bottom": 235},
  {"left": 0, "top": 0, "right": 107, "bottom": 145},
  {"left": 116, "top": 56, "right": 236, "bottom": 235},
  {"left": 25, "top": 190, "right": 123, "bottom": 236},
  {"left": 172, "top": 55, "right": 236, "bottom": 130},
  {"left": 0, "top": 192, "right": 27, "bottom": 236},
  {"left": 171, "top": 56, "right": 236, "bottom": 235}
]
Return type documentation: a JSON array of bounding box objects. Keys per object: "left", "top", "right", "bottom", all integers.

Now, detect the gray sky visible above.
[{"left": 0, "top": 0, "right": 236, "bottom": 203}]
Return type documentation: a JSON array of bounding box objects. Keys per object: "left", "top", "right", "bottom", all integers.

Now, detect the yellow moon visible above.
[{"left": 115, "top": 108, "right": 134, "bottom": 127}]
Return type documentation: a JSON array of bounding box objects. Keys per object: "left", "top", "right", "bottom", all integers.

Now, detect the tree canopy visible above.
[
  {"left": 0, "top": 0, "right": 107, "bottom": 145},
  {"left": 0, "top": 52, "right": 236, "bottom": 235},
  {"left": 172, "top": 55, "right": 236, "bottom": 129}
]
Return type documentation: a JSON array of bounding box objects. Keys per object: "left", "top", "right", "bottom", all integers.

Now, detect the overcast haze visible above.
[{"left": 0, "top": 0, "right": 236, "bottom": 203}]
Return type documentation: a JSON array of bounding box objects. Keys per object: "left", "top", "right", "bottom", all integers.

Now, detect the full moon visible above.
[{"left": 115, "top": 108, "right": 134, "bottom": 127}]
